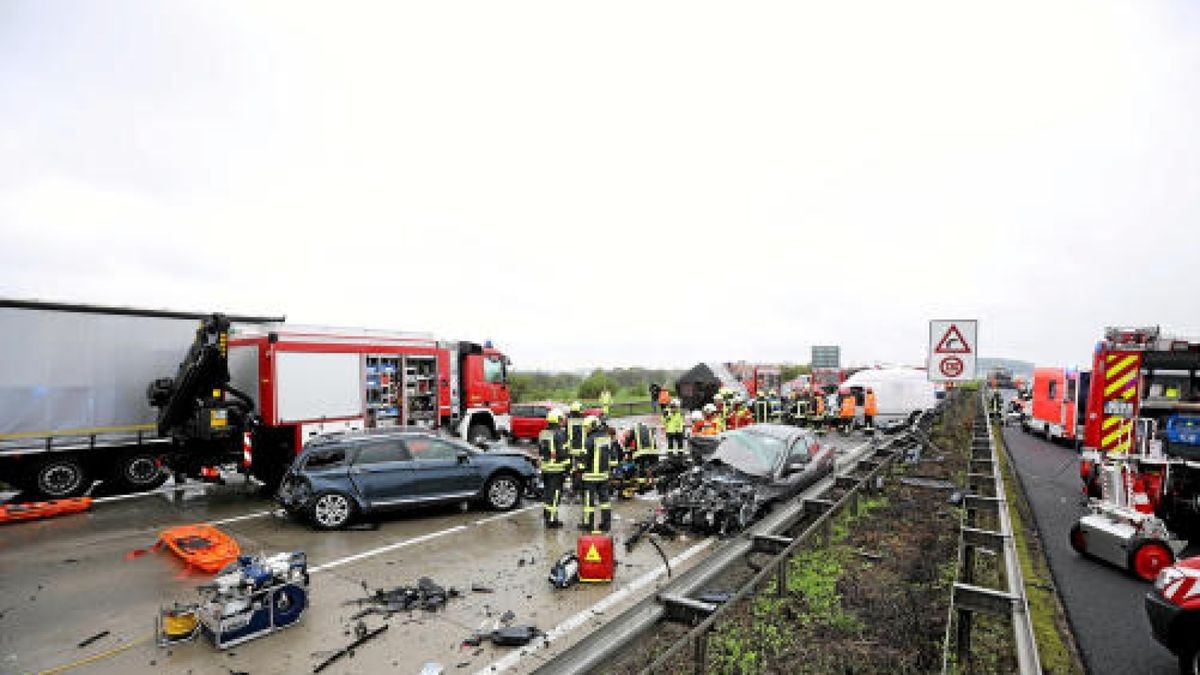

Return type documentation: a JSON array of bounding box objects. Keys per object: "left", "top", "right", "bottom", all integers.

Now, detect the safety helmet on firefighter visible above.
[
  {"left": 703, "top": 403, "right": 716, "bottom": 414},
  {"left": 713, "top": 393, "right": 723, "bottom": 402},
  {"left": 690, "top": 410, "right": 703, "bottom": 422},
  {"left": 583, "top": 415, "right": 599, "bottom": 429},
  {"left": 671, "top": 398, "right": 681, "bottom": 408},
  {"left": 546, "top": 410, "right": 561, "bottom": 425},
  {"left": 866, "top": 388, "right": 874, "bottom": 394},
  {"left": 570, "top": 401, "right": 583, "bottom": 413},
  {"left": 769, "top": 388, "right": 778, "bottom": 396}
]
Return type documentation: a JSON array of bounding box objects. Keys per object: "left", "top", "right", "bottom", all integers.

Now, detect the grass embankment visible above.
[
  {"left": 700, "top": 393, "right": 974, "bottom": 674},
  {"left": 993, "top": 424, "right": 1084, "bottom": 674}
]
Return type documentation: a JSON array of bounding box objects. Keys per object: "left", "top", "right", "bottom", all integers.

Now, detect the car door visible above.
[
  {"left": 405, "top": 436, "right": 484, "bottom": 499},
  {"left": 348, "top": 439, "right": 418, "bottom": 507},
  {"left": 780, "top": 435, "right": 817, "bottom": 494}
]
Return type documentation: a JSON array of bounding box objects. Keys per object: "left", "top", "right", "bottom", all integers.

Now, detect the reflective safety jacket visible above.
[
  {"left": 727, "top": 407, "right": 753, "bottom": 429},
  {"left": 582, "top": 430, "right": 616, "bottom": 481},
  {"left": 623, "top": 422, "right": 660, "bottom": 459},
  {"left": 566, "top": 416, "right": 588, "bottom": 456},
  {"left": 663, "top": 409, "right": 685, "bottom": 434},
  {"left": 839, "top": 395, "right": 856, "bottom": 418},
  {"left": 695, "top": 417, "right": 720, "bottom": 436},
  {"left": 864, "top": 393, "right": 878, "bottom": 416},
  {"left": 753, "top": 397, "right": 770, "bottom": 423},
  {"left": 538, "top": 426, "right": 571, "bottom": 473},
  {"left": 814, "top": 396, "right": 826, "bottom": 416}
]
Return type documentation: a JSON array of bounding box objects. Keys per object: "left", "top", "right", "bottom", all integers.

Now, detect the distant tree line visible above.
[{"left": 509, "top": 368, "right": 686, "bottom": 403}]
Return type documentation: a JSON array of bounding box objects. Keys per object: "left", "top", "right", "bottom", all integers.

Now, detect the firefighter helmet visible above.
[
  {"left": 703, "top": 403, "right": 716, "bottom": 414},
  {"left": 583, "top": 415, "right": 599, "bottom": 429},
  {"left": 671, "top": 398, "right": 681, "bottom": 408},
  {"left": 690, "top": 410, "right": 703, "bottom": 422},
  {"left": 546, "top": 410, "right": 561, "bottom": 424},
  {"left": 570, "top": 401, "right": 583, "bottom": 413}
]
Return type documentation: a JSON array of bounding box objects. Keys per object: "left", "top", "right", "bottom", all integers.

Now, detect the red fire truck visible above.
[
  {"left": 1026, "top": 366, "right": 1090, "bottom": 445},
  {"left": 728, "top": 362, "right": 782, "bottom": 398},
  {"left": 1070, "top": 327, "right": 1200, "bottom": 579},
  {"left": 226, "top": 324, "right": 511, "bottom": 487}
]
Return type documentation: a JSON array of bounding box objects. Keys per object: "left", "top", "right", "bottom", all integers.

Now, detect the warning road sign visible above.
[{"left": 929, "top": 320, "right": 977, "bottom": 383}]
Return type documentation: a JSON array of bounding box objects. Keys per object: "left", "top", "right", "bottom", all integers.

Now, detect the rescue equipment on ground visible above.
[
  {"left": 159, "top": 524, "right": 241, "bottom": 573},
  {"left": 548, "top": 552, "right": 580, "bottom": 589},
  {"left": 155, "top": 551, "right": 309, "bottom": 649},
  {"left": 0, "top": 496, "right": 92, "bottom": 524},
  {"left": 577, "top": 534, "right": 615, "bottom": 583}
]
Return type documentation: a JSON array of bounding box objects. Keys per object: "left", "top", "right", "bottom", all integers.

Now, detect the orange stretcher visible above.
[
  {"left": 0, "top": 497, "right": 93, "bottom": 524},
  {"left": 158, "top": 524, "right": 241, "bottom": 573}
]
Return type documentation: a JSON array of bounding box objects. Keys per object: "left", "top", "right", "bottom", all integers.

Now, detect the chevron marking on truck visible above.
[{"left": 1100, "top": 352, "right": 1140, "bottom": 453}]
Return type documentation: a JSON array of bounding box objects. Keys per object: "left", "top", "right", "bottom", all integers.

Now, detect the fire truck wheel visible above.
[
  {"left": 1129, "top": 540, "right": 1174, "bottom": 581},
  {"left": 468, "top": 424, "right": 495, "bottom": 446},
  {"left": 31, "top": 455, "right": 91, "bottom": 499},
  {"left": 1179, "top": 643, "right": 1200, "bottom": 675},
  {"left": 1068, "top": 523, "right": 1087, "bottom": 555},
  {"left": 109, "top": 453, "right": 168, "bottom": 493},
  {"left": 483, "top": 473, "right": 522, "bottom": 511},
  {"left": 309, "top": 491, "right": 356, "bottom": 530}
]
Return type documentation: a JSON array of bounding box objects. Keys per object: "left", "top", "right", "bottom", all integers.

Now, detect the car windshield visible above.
[{"left": 710, "top": 430, "right": 788, "bottom": 477}]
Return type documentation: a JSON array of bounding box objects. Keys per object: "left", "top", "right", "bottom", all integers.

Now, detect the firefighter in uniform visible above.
[
  {"left": 580, "top": 416, "right": 615, "bottom": 532},
  {"left": 618, "top": 421, "right": 661, "bottom": 497},
  {"left": 538, "top": 410, "right": 570, "bottom": 528},
  {"left": 565, "top": 401, "right": 588, "bottom": 497},
  {"left": 727, "top": 397, "right": 753, "bottom": 429},
  {"left": 768, "top": 389, "right": 783, "bottom": 424},
  {"left": 838, "top": 389, "right": 857, "bottom": 434},
  {"left": 663, "top": 399, "right": 686, "bottom": 452},
  {"left": 753, "top": 392, "right": 770, "bottom": 424},
  {"left": 863, "top": 388, "right": 878, "bottom": 433},
  {"left": 812, "top": 392, "right": 826, "bottom": 432}
]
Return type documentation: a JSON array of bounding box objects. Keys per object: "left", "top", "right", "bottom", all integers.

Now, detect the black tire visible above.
[
  {"left": 1068, "top": 522, "right": 1087, "bottom": 554},
  {"left": 31, "top": 455, "right": 91, "bottom": 499},
  {"left": 308, "top": 490, "right": 357, "bottom": 530},
  {"left": 108, "top": 453, "right": 168, "bottom": 493},
  {"left": 483, "top": 473, "right": 522, "bottom": 511},
  {"left": 1179, "top": 643, "right": 1200, "bottom": 675},
  {"left": 468, "top": 424, "right": 495, "bottom": 446}
]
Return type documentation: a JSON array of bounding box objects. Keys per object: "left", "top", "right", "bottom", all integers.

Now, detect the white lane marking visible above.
[
  {"left": 471, "top": 504, "right": 539, "bottom": 526},
  {"left": 309, "top": 525, "right": 469, "bottom": 573},
  {"left": 208, "top": 510, "right": 276, "bottom": 526},
  {"left": 475, "top": 539, "right": 716, "bottom": 675},
  {"left": 91, "top": 483, "right": 208, "bottom": 504}
]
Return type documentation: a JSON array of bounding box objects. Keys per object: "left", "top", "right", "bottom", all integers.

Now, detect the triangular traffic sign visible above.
[
  {"left": 935, "top": 324, "right": 972, "bottom": 354},
  {"left": 584, "top": 544, "right": 601, "bottom": 563}
]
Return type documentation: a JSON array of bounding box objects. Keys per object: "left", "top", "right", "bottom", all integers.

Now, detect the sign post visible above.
[{"left": 929, "top": 320, "right": 978, "bottom": 383}]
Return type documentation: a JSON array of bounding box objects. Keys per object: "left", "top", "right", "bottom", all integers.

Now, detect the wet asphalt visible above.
[
  {"left": 0, "top": 430, "right": 867, "bottom": 675},
  {"left": 1002, "top": 425, "right": 1193, "bottom": 675}
]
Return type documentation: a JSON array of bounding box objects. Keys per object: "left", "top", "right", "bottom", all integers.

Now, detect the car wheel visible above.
[
  {"left": 468, "top": 424, "right": 495, "bottom": 446},
  {"left": 309, "top": 491, "right": 356, "bottom": 530},
  {"left": 484, "top": 473, "right": 522, "bottom": 511},
  {"left": 32, "top": 455, "right": 91, "bottom": 499},
  {"left": 109, "top": 453, "right": 167, "bottom": 493}
]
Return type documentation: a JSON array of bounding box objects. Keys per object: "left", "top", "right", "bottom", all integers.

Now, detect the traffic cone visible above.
[{"left": 1132, "top": 477, "right": 1153, "bottom": 515}]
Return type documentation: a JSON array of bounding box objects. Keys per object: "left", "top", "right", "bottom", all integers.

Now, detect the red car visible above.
[{"left": 509, "top": 402, "right": 604, "bottom": 441}]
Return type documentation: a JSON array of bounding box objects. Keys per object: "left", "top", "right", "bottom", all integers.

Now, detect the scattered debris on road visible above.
[
  {"left": 463, "top": 625, "right": 544, "bottom": 648},
  {"left": 347, "top": 577, "right": 461, "bottom": 618},
  {"left": 549, "top": 552, "right": 579, "bottom": 589},
  {"left": 76, "top": 630, "right": 109, "bottom": 648},
  {"left": 313, "top": 623, "right": 389, "bottom": 673}
]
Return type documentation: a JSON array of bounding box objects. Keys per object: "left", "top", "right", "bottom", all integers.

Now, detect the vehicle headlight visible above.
[{"left": 1155, "top": 567, "right": 1185, "bottom": 595}]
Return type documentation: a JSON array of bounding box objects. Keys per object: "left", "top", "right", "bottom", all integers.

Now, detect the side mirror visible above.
[{"left": 457, "top": 450, "right": 471, "bottom": 463}]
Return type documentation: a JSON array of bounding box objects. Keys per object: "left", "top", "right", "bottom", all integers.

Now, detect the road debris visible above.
[
  {"left": 312, "top": 623, "right": 389, "bottom": 673},
  {"left": 77, "top": 630, "right": 110, "bottom": 647},
  {"left": 347, "top": 577, "right": 461, "bottom": 618},
  {"left": 464, "top": 626, "right": 544, "bottom": 648}
]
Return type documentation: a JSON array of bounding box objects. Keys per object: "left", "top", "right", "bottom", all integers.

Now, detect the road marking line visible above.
[
  {"left": 90, "top": 484, "right": 205, "bottom": 504},
  {"left": 208, "top": 510, "right": 276, "bottom": 526},
  {"left": 309, "top": 525, "right": 469, "bottom": 573},
  {"left": 474, "top": 539, "right": 715, "bottom": 675},
  {"left": 472, "top": 504, "right": 539, "bottom": 526}
]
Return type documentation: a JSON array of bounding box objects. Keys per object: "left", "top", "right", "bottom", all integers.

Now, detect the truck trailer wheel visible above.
[
  {"left": 109, "top": 453, "right": 168, "bottom": 493},
  {"left": 31, "top": 456, "right": 91, "bottom": 499}
]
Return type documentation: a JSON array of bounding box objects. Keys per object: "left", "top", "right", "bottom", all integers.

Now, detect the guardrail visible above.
[
  {"left": 532, "top": 419, "right": 931, "bottom": 675},
  {"left": 941, "top": 392, "right": 1040, "bottom": 673}
]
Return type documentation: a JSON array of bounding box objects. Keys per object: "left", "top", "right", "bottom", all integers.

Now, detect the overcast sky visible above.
[{"left": 2, "top": 1, "right": 1198, "bottom": 371}]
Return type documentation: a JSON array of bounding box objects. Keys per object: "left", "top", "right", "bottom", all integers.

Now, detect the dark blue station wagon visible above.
[{"left": 276, "top": 429, "right": 537, "bottom": 529}]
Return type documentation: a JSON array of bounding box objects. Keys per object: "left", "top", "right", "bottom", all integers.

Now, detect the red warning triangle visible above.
[{"left": 935, "top": 325, "right": 972, "bottom": 354}]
